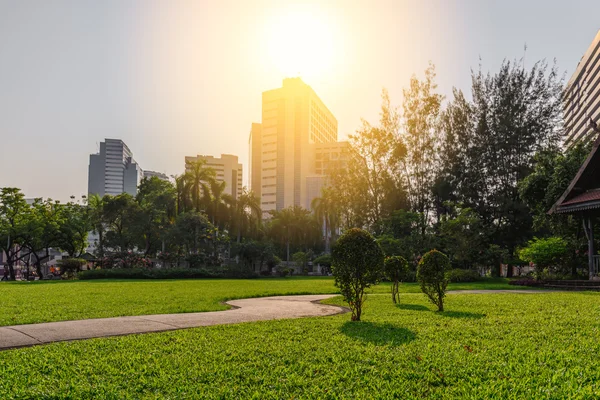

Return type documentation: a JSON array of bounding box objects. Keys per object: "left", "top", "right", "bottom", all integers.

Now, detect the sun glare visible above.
[{"left": 264, "top": 6, "right": 337, "bottom": 82}]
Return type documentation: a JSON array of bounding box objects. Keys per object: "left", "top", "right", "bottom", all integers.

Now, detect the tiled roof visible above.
[{"left": 561, "top": 190, "right": 600, "bottom": 206}]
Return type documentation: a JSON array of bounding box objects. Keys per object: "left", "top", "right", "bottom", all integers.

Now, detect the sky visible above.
[{"left": 0, "top": 0, "right": 599, "bottom": 202}]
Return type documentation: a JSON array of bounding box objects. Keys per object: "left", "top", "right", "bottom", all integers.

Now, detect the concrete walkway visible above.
[{"left": 0, "top": 295, "right": 345, "bottom": 351}]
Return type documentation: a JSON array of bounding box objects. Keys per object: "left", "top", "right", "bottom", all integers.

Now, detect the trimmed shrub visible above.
[
  {"left": 78, "top": 268, "right": 258, "bottom": 280},
  {"left": 384, "top": 256, "right": 409, "bottom": 304},
  {"left": 332, "top": 228, "right": 385, "bottom": 321},
  {"left": 445, "top": 269, "right": 482, "bottom": 283},
  {"left": 417, "top": 250, "right": 451, "bottom": 311}
]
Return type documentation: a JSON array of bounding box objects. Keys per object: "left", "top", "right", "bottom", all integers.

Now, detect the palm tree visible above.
[
  {"left": 269, "top": 206, "right": 312, "bottom": 265},
  {"left": 311, "top": 187, "right": 340, "bottom": 253},
  {"left": 184, "top": 159, "right": 215, "bottom": 213},
  {"left": 230, "top": 189, "right": 262, "bottom": 244},
  {"left": 203, "top": 179, "right": 229, "bottom": 227}
]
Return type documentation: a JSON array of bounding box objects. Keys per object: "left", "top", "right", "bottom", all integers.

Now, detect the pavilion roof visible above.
[{"left": 550, "top": 132, "right": 600, "bottom": 214}]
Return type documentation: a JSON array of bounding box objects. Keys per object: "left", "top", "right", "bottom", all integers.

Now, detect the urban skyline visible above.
[{"left": 2, "top": 1, "right": 600, "bottom": 202}]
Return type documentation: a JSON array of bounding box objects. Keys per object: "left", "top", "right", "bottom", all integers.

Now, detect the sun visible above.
[{"left": 264, "top": 6, "right": 338, "bottom": 82}]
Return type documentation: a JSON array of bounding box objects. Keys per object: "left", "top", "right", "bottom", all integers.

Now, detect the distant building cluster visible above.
[
  {"left": 87, "top": 78, "right": 348, "bottom": 208},
  {"left": 249, "top": 78, "right": 349, "bottom": 214},
  {"left": 88, "top": 139, "right": 169, "bottom": 197}
]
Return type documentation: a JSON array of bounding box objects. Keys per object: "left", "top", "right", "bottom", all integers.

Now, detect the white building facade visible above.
[{"left": 564, "top": 29, "right": 600, "bottom": 147}]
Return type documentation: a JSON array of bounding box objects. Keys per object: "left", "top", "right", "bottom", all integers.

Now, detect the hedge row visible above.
[
  {"left": 445, "top": 269, "right": 482, "bottom": 283},
  {"left": 78, "top": 268, "right": 259, "bottom": 280}
]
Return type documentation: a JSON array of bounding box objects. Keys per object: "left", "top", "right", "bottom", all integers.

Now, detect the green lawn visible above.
[
  {"left": 0, "top": 277, "right": 515, "bottom": 326},
  {"left": 1, "top": 291, "right": 599, "bottom": 398}
]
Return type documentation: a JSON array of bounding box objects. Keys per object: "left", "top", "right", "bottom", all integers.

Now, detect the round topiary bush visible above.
[
  {"left": 332, "top": 228, "right": 385, "bottom": 321},
  {"left": 384, "top": 256, "right": 409, "bottom": 304},
  {"left": 417, "top": 250, "right": 451, "bottom": 311}
]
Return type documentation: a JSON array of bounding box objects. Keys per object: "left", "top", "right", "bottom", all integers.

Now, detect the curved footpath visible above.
[
  {"left": 0, "top": 295, "right": 345, "bottom": 351},
  {"left": 0, "top": 290, "right": 549, "bottom": 351}
]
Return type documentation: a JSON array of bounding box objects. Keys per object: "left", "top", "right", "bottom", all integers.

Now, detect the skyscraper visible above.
[
  {"left": 249, "top": 78, "right": 338, "bottom": 214},
  {"left": 88, "top": 139, "right": 143, "bottom": 197}
]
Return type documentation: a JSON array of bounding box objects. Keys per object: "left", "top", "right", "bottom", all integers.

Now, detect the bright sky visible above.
[{"left": 0, "top": 0, "right": 599, "bottom": 202}]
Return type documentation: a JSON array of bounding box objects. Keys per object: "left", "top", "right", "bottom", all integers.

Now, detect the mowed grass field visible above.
[
  {"left": 0, "top": 277, "right": 516, "bottom": 326},
  {"left": 1, "top": 291, "right": 600, "bottom": 398}
]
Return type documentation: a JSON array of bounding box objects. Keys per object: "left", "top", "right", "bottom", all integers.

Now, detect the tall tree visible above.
[
  {"left": 184, "top": 159, "right": 215, "bottom": 213},
  {"left": 332, "top": 89, "right": 408, "bottom": 233},
  {"left": 0, "top": 188, "right": 30, "bottom": 280},
  {"left": 401, "top": 63, "right": 443, "bottom": 231},
  {"left": 311, "top": 187, "right": 340, "bottom": 253}
]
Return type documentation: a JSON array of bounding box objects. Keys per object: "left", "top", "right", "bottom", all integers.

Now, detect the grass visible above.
[
  {"left": 0, "top": 277, "right": 515, "bottom": 326},
  {"left": 1, "top": 291, "right": 600, "bottom": 398}
]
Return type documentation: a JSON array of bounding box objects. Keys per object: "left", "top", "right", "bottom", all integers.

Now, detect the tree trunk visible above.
[{"left": 324, "top": 218, "right": 330, "bottom": 254}]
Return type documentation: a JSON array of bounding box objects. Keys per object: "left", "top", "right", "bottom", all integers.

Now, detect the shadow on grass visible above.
[
  {"left": 340, "top": 322, "right": 416, "bottom": 346},
  {"left": 396, "top": 303, "right": 430, "bottom": 311},
  {"left": 440, "top": 311, "right": 485, "bottom": 319}
]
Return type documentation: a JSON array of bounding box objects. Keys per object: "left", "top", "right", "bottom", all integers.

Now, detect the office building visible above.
[
  {"left": 88, "top": 139, "right": 143, "bottom": 197},
  {"left": 185, "top": 154, "right": 243, "bottom": 200},
  {"left": 249, "top": 78, "right": 339, "bottom": 214},
  {"left": 564, "top": 29, "right": 600, "bottom": 147}
]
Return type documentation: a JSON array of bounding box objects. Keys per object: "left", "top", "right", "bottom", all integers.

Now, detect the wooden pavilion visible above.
[{"left": 550, "top": 129, "right": 600, "bottom": 280}]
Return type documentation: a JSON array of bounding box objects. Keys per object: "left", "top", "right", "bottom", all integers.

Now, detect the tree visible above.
[
  {"left": 519, "top": 144, "right": 590, "bottom": 277},
  {"left": 401, "top": 63, "right": 443, "bottom": 231},
  {"left": 170, "top": 211, "right": 223, "bottom": 265},
  {"left": 417, "top": 250, "right": 451, "bottom": 311},
  {"left": 332, "top": 228, "right": 385, "bottom": 321},
  {"left": 292, "top": 251, "right": 309, "bottom": 274},
  {"left": 184, "top": 159, "right": 215, "bottom": 213},
  {"left": 58, "top": 200, "right": 91, "bottom": 258},
  {"left": 437, "top": 59, "right": 563, "bottom": 276},
  {"left": 230, "top": 189, "right": 262, "bottom": 245},
  {"left": 0, "top": 188, "right": 31, "bottom": 280},
  {"left": 135, "top": 177, "right": 177, "bottom": 256},
  {"left": 384, "top": 255, "right": 409, "bottom": 304},
  {"left": 311, "top": 187, "right": 340, "bottom": 253},
  {"left": 268, "top": 206, "right": 317, "bottom": 264},
  {"left": 102, "top": 194, "right": 140, "bottom": 253},
  {"left": 331, "top": 90, "right": 408, "bottom": 234},
  {"left": 87, "top": 194, "right": 106, "bottom": 262},
  {"left": 23, "top": 198, "right": 63, "bottom": 278},
  {"left": 438, "top": 206, "right": 484, "bottom": 269},
  {"left": 518, "top": 237, "right": 568, "bottom": 280}
]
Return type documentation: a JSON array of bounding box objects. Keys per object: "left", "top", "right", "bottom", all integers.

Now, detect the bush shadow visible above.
[
  {"left": 340, "top": 322, "right": 416, "bottom": 346},
  {"left": 440, "top": 311, "right": 485, "bottom": 319},
  {"left": 396, "top": 303, "right": 430, "bottom": 311}
]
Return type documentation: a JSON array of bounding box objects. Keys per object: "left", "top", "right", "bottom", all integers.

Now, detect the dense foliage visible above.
[
  {"left": 518, "top": 236, "right": 569, "bottom": 279},
  {"left": 332, "top": 228, "right": 385, "bottom": 321},
  {"left": 417, "top": 250, "right": 451, "bottom": 311}
]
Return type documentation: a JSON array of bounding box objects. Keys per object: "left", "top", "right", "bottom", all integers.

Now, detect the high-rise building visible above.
[
  {"left": 88, "top": 139, "right": 143, "bottom": 197},
  {"left": 185, "top": 154, "right": 243, "bottom": 200},
  {"left": 249, "top": 78, "right": 339, "bottom": 214},
  {"left": 564, "top": 29, "right": 600, "bottom": 147}
]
